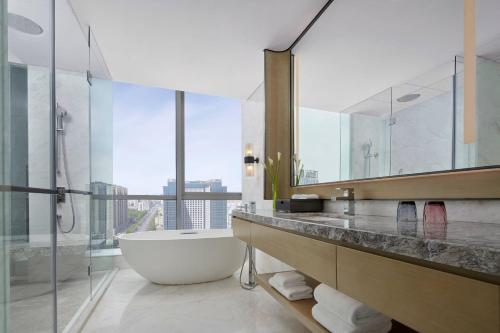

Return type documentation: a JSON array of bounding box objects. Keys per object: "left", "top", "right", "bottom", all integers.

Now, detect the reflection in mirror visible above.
[
  {"left": 390, "top": 62, "right": 455, "bottom": 176},
  {"left": 292, "top": 0, "right": 500, "bottom": 185}
]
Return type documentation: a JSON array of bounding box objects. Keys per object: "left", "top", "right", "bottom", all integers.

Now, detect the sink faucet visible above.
[{"left": 334, "top": 187, "right": 355, "bottom": 216}]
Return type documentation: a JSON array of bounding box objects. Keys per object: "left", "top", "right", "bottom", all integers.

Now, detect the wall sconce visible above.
[{"left": 244, "top": 143, "right": 259, "bottom": 177}]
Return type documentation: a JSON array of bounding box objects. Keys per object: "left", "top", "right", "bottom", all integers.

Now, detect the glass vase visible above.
[{"left": 272, "top": 181, "right": 278, "bottom": 210}]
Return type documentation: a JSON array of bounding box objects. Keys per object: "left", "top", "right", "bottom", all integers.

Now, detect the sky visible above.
[{"left": 112, "top": 82, "right": 242, "bottom": 194}]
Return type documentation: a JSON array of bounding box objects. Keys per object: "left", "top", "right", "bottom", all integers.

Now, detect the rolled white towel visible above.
[
  {"left": 312, "top": 304, "right": 392, "bottom": 333},
  {"left": 269, "top": 276, "right": 312, "bottom": 301},
  {"left": 314, "top": 284, "right": 384, "bottom": 325},
  {"left": 272, "top": 271, "right": 305, "bottom": 287}
]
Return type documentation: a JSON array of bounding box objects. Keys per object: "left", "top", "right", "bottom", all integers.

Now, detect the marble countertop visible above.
[{"left": 232, "top": 210, "right": 500, "bottom": 278}]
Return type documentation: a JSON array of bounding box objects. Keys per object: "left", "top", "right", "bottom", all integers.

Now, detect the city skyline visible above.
[{"left": 112, "top": 81, "right": 242, "bottom": 194}]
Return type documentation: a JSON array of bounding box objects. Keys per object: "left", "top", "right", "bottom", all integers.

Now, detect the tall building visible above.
[
  {"left": 163, "top": 179, "right": 228, "bottom": 230},
  {"left": 112, "top": 185, "right": 129, "bottom": 233},
  {"left": 92, "top": 182, "right": 129, "bottom": 239}
]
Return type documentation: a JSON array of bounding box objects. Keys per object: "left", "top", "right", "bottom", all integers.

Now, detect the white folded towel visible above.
[
  {"left": 269, "top": 276, "right": 312, "bottom": 301},
  {"left": 291, "top": 194, "right": 320, "bottom": 199},
  {"left": 314, "top": 284, "right": 382, "bottom": 326},
  {"left": 312, "top": 304, "right": 392, "bottom": 333},
  {"left": 272, "top": 271, "right": 305, "bottom": 287}
]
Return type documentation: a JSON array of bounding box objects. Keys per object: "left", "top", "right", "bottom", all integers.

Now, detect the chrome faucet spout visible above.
[{"left": 334, "top": 187, "right": 355, "bottom": 216}]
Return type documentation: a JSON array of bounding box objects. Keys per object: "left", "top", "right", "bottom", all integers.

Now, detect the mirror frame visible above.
[{"left": 263, "top": 0, "right": 500, "bottom": 200}]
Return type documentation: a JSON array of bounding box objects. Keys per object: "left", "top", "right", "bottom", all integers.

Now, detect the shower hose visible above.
[{"left": 57, "top": 131, "right": 76, "bottom": 234}]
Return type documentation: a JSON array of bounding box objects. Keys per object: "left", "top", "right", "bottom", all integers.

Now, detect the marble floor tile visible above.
[{"left": 82, "top": 269, "right": 309, "bottom": 333}]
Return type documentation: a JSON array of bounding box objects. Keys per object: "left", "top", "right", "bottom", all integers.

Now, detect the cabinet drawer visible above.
[
  {"left": 337, "top": 246, "right": 500, "bottom": 333},
  {"left": 251, "top": 223, "right": 336, "bottom": 288},
  {"left": 231, "top": 217, "right": 251, "bottom": 244}
]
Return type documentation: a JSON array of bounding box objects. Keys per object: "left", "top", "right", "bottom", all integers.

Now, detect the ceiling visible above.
[
  {"left": 8, "top": 0, "right": 109, "bottom": 78},
  {"left": 293, "top": 0, "right": 500, "bottom": 114},
  {"left": 69, "top": 0, "right": 327, "bottom": 99}
]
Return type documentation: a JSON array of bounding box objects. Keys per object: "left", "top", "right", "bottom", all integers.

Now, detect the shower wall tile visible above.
[{"left": 27, "top": 66, "right": 91, "bottom": 238}]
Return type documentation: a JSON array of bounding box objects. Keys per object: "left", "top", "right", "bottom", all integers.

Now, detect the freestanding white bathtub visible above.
[{"left": 118, "top": 229, "right": 245, "bottom": 284}]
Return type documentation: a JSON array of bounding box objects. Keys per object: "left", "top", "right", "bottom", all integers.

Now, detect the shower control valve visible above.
[{"left": 56, "top": 187, "right": 66, "bottom": 204}]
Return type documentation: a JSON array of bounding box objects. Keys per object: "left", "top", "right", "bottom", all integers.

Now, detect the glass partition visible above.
[
  {"left": 2, "top": 0, "right": 55, "bottom": 331},
  {"left": 89, "top": 28, "right": 114, "bottom": 298}
]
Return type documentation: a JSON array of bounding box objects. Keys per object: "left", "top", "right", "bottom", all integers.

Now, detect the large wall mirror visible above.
[{"left": 291, "top": 0, "right": 500, "bottom": 186}]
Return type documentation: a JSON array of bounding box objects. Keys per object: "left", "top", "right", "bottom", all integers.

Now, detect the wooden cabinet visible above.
[
  {"left": 232, "top": 217, "right": 251, "bottom": 244},
  {"left": 232, "top": 217, "right": 500, "bottom": 332},
  {"left": 337, "top": 246, "right": 500, "bottom": 333},
  {"left": 250, "top": 222, "right": 337, "bottom": 289}
]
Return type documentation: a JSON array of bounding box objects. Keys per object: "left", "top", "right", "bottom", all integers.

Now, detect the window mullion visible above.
[{"left": 175, "top": 91, "right": 185, "bottom": 229}]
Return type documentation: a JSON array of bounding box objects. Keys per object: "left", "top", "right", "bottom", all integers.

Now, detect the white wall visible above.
[{"left": 241, "top": 83, "right": 291, "bottom": 273}]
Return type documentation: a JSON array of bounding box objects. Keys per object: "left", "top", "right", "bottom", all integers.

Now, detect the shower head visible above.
[
  {"left": 8, "top": 13, "right": 43, "bottom": 35},
  {"left": 396, "top": 93, "right": 421, "bottom": 103}
]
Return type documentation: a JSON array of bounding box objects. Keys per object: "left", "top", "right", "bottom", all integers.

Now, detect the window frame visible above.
[{"left": 98, "top": 90, "right": 242, "bottom": 229}]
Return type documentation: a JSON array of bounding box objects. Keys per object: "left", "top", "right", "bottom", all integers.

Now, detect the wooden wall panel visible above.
[{"left": 264, "top": 49, "right": 292, "bottom": 200}]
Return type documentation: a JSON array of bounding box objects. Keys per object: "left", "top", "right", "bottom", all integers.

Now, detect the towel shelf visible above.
[{"left": 255, "top": 273, "right": 329, "bottom": 333}]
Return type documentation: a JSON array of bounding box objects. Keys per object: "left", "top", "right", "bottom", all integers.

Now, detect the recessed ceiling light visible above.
[
  {"left": 396, "top": 93, "right": 420, "bottom": 103},
  {"left": 8, "top": 13, "right": 43, "bottom": 35}
]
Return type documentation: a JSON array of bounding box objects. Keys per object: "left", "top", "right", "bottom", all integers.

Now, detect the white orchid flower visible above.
[
  {"left": 277, "top": 152, "right": 281, "bottom": 161},
  {"left": 268, "top": 157, "right": 273, "bottom": 165}
]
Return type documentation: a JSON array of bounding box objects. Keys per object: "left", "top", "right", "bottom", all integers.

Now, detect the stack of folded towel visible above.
[
  {"left": 268, "top": 271, "right": 313, "bottom": 301},
  {"left": 312, "top": 284, "right": 392, "bottom": 333}
]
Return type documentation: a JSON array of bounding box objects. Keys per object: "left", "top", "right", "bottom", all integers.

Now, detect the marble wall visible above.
[
  {"left": 390, "top": 92, "right": 453, "bottom": 175},
  {"left": 27, "top": 65, "right": 91, "bottom": 240},
  {"left": 324, "top": 199, "right": 500, "bottom": 224}
]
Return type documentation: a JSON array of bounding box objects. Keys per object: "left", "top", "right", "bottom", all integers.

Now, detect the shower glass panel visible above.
[
  {"left": 455, "top": 56, "right": 500, "bottom": 169},
  {"left": 89, "top": 29, "right": 114, "bottom": 296},
  {"left": 2, "top": 0, "right": 55, "bottom": 331},
  {"left": 54, "top": 0, "right": 92, "bottom": 330}
]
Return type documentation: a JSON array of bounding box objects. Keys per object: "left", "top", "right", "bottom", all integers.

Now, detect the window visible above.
[
  {"left": 113, "top": 82, "right": 176, "bottom": 195},
  {"left": 109, "top": 85, "right": 241, "bottom": 238}
]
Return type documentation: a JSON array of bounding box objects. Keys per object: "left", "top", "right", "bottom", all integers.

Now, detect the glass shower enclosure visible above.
[{"left": 1, "top": 0, "right": 114, "bottom": 332}]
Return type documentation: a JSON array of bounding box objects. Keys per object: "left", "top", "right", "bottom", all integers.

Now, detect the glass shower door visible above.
[
  {"left": 54, "top": 3, "right": 92, "bottom": 330},
  {"left": 88, "top": 28, "right": 114, "bottom": 296}
]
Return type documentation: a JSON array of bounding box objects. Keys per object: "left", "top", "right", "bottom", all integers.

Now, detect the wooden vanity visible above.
[{"left": 232, "top": 216, "right": 500, "bottom": 333}]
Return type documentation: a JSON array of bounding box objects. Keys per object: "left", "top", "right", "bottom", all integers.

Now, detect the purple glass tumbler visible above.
[{"left": 423, "top": 201, "right": 447, "bottom": 240}]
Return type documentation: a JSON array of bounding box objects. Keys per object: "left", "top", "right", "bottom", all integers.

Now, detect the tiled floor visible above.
[
  {"left": 9, "top": 270, "right": 110, "bottom": 333},
  {"left": 82, "top": 269, "right": 309, "bottom": 333}
]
